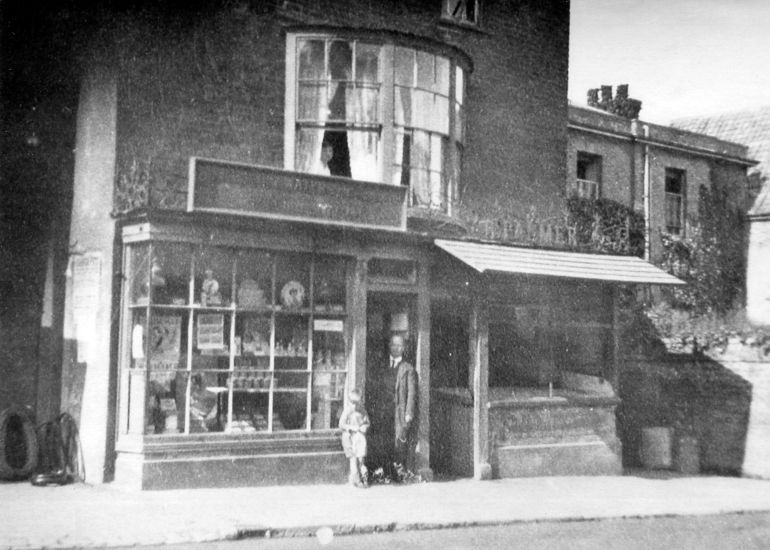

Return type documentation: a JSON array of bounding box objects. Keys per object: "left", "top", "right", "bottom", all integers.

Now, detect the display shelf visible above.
[
  {"left": 129, "top": 302, "right": 190, "bottom": 310},
  {"left": 206, "top": 386, "right": 307, "bottom": 393},
  {"left": 274, "top": 307, "right": 312, "bottom": 315},
  {"left": 313, "top": 305, "right": 346, "bottom": 314},
  {"left": 234, "top": 306, "right": 274, "bottom": 313}
]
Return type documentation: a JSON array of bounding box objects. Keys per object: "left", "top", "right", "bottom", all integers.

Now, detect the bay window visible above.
[{"left": 285, "top": 34, "right": 467, "bottom": 214}]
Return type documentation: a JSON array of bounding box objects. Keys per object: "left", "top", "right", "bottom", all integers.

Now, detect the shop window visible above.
[
  {"left": 442, "top": 0, "right": 479, "bottom": 26},
  {"left": 574, "top": 152, "right": 601, "bottom": 199},
  {"left": 122, "top": 242, "right": 350, "bottom": 436},
  {"left": 488, "top": 302, "right": 612, "bottom": 390},
  {"left": 287, "top": 35, "right": 466, "bottom": 215},
  {"left": 665, "top": 168, "right": 685, "bottom": 235}
]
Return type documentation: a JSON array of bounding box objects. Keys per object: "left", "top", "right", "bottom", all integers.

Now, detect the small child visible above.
[{"left": 339, "top": 388, "right": 370, "bottom": 488}]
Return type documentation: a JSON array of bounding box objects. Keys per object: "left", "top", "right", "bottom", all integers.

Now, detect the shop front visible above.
[
  {"left": 113, "top": 158, "right": 682, "bottom": 489},
  {"left": 429, "top": 240, "right": 683, "bottom": 479},
  {"left": 113, "top": 158, "right": 438, "bottom": 490}
]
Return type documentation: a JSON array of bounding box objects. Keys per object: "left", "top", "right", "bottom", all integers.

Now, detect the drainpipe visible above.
[{"left": 642, "top": 124, "right": 651, "bottom": 262}]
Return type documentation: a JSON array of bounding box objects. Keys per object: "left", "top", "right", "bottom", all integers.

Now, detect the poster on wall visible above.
[
  {"left": 197, "top": 314, "right": 225, "bottom": 350},
  {"left": 149, "top": 316, "right": 182, "bottom": 370},
  {"left": 70, "top": 252, "right": 101, "bottom": 362}
]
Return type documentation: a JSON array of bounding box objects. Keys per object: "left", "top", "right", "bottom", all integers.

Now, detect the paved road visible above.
[{"left": 106, "top": 512, "right": 770, "bottom": 550}]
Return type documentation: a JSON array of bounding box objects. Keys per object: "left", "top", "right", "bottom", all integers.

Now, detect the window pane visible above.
[
  {"left": 298, "top": 39, "right": 325, "bottom": 79},
  {"left": 187, "top": 372, "right": 227, "bottom": 433},
  {"left": 433, "top": 95, "right": 449, "bottom": 134},
  {"left": 416, "top": 51, "right": 435, "bottom": 90},
  {"left": 273, "top": 390, "right": 307, "bottom": 430},
  {"left": 395, "top": 47, "right": 414, "bottom": 87},
  {"left": 395, "top": 85, "right": 411, "bottom": 126},
  {"left": 355, "top": 43, "right": 380, "bottom": 83},
  {"left": 392, "top": 131, "right": 409, "bottom": 186},
  {"left": 455, "top": 103, "right": 465, "bottom": 143},
  {"left": 347, "top": 130, "right": 381, "bottom": 182},
  {"left": 436, "top": 57, "right": 450, "bottom": 95},
  {"left": 411, "top": 168, "right": 431, "bottom": 207},
  {"left": 311, "top": 327, "right": 346, "bottom": 430},
  {"left": 453, "top": 142, "right": 463, "bottom": 198},
  {"left": 413, "top": 90, "right": 434, "bottom": 130},
  {"left": 430, "top": 171, "right": 444, "bottom": 208},
  {"left": 329, "top": 41, "right": 352, "bottom": 81},
  {"left": 147, "top": 370, "right": 187, "bottom": 434},
  {"left": 276, "top": 254, "right": 311, "bottom": 309},
  {"left": 327, "top": 82, "right": 347, "bottom": 121},
  {"left": 129, "top": 243, "right": 151, "bottom": 306},
  {"left": 152, "top": 243, "right": 191, "bottom": 305},
  {"left": 348, "top": 85, "right": 379, "bottom": 123},
  {"left": 295, "top": 128, "right": 326, "bottom": 175},
  {"left": 412, "top": 91, "right": 449, "bottom": 134},
  {"left": 235, "top": 250, "right": 273, "bottom": 309},
  {"left": 196, "top": 247, "right": 233, "bottom": 307},
  {"left": 298, "top": 83, "right": 327, "bottom": 121},
  {"left": 430, "top": 134, "right": 444, "bottom": 172},
  {"left": 456, "top": 67, "right": 464, "bottom": 105},
  {"left": 410, "top": 130, "right": 431, "bottom": 170},
  {"left": 314, "top": 258, "right": 348, "bottom": 312}
]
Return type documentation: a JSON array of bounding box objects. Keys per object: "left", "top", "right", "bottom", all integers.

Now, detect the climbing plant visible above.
[{"left": 658, "top": 184, "right": 745, "bottom": 315}]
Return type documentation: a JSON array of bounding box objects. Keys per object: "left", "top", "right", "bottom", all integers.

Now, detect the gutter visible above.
[{"left": 568, "top": 122, "right": 758, "bottom": 167}]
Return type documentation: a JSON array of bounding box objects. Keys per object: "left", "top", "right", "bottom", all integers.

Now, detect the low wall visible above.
[{"left": 620, "top": 352, "right": 770, "bottom": 477}]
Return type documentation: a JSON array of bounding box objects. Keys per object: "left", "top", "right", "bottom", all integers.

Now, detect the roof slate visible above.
[{"left": 672, "top": 107, "right": 770, "bottom": 216}]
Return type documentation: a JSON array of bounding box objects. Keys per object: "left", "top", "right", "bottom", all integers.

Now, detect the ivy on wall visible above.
[{"left": 658, "top": 184, "right": 745, "bottom": 315}]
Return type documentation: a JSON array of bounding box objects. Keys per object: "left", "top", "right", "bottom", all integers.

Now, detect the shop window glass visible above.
[{"left": 120, "top": 242, "right": 350, "bottom": 437}]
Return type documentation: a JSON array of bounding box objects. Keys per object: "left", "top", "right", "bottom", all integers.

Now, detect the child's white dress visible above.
[{"left": 339, "top": 408, "right": 370, "bottom": 458}]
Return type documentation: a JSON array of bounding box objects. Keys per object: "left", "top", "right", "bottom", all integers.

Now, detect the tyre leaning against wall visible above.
[{"left": 0, "top": 406, "right": 39, "bottom": 480}]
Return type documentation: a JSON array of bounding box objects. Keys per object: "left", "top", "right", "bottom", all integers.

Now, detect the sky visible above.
[{"left": 569, "top": 0, "right": 770, "bottom": 124}]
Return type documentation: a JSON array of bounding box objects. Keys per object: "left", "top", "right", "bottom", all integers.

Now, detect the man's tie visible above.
[{"left": 390, "top": 358, "right": 396, "bottom": 369}]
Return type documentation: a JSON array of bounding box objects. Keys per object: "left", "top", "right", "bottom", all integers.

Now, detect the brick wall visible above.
[
  {"left": 108, "top": 0, "right": 570, "bottom": 220},
  {"left": 567, "top": 131, "right": 635, "bottom": 206}
]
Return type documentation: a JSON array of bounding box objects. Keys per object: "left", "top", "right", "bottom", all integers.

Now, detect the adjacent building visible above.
[
  {"left": 568, "top": 95, "right": 755, "bottom": 265},
  {"left": 671, "top": 107, "right": 770, "bottom": 325}
]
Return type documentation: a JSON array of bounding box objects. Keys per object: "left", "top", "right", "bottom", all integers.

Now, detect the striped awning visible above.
[{"left": 435, "top": 239, "right": 684, "bottom": 285}]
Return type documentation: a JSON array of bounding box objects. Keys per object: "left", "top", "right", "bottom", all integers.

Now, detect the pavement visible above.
[{"left": 2, "top": 471, "right": 770, "bottom": 549}]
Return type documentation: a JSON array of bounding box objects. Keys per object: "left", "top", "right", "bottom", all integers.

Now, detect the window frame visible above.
[
  {"left": 284, "top": 33, "right": 467, "bottom": 216},
  {"left": 574, "top": 152, "right": 602, "bottom": 200},
  {"left": 664, "top": 168, "right": 686, "bottom": 235},
  {"left": 441, "top": 0, "right": 480, "bottom": 27}
]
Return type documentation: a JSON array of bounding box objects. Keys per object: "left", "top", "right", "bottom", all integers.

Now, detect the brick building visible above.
[
  {"left": 567, "top": 94, "right": 755, "bottom": 264},
  {"left": 2, "top": 1, "right": 687, "bottom": 489}
]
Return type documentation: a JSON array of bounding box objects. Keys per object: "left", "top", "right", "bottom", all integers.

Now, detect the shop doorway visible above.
[{"left": 364, "top": 292, "right": 416, "bottom": 476}]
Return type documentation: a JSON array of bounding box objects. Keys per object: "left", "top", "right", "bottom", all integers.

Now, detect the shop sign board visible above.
[{"left": 188, "top": 157, "right": 406, "bottom": 231}]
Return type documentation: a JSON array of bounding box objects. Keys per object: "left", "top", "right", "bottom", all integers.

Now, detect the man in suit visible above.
[{"left": 388, "top": 334, "right": 418, "bottom": 475}]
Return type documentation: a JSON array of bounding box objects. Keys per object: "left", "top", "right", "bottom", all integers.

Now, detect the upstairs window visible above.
[
  {"left": 665, "top": 168, "right": 686, "bottom": 235},
  {"left": 295, "top": 39, "right": 382, "bottom": 182},
  {"left": 574, "top": 152, "right": 602, "bottom": 199},
  {"left": 442, "top": 0, "right": 479, "bottom": 26},
  {"left": 394, "top": 48, "right": 450, "bottom": 209},
  {"left": 286, "top": 34, "right": 467, "bottom": 215}
]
